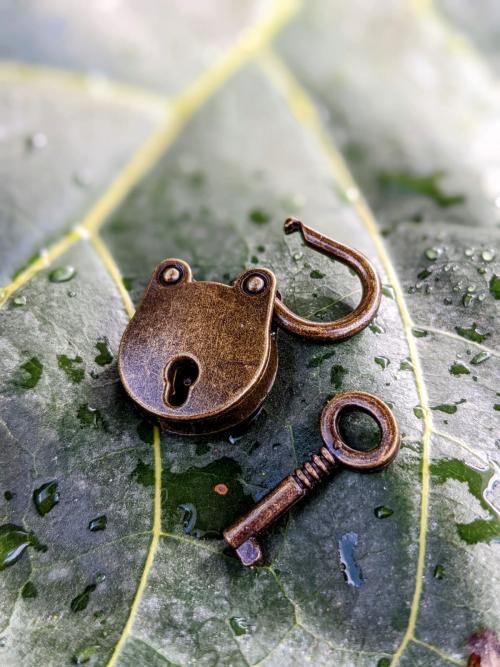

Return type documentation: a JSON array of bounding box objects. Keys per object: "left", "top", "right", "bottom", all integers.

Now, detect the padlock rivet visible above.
[
  {"left": 244, "top": 274, "right": 266, "bottom": 294},
  {"left": 162, "top": 266, "right": 182, "bottom": 284}
]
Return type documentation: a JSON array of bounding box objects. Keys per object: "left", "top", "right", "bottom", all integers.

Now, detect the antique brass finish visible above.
[
  {"left": 118, "top": 220, "right": 382, "bottom": 436},
  {"left": 119, "top": 261, "right": 278, "bottom": 435},
  {"left": 223, "top": 391, "right": 400, "bottom": 566},
  {"left": 274, "top": 219, "right": 381, "bottom": 341}
]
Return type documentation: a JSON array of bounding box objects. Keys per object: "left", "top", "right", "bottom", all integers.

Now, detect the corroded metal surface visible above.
[
  {"left": 224, "top": 391, "right": 400, "bottom": 566},
  {"left": 118, "top": 220, "right": 382, "bottom": 436}
]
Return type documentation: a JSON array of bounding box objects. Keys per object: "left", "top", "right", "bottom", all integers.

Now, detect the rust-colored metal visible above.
[
  {"left": 119, "top": 262, "right": 278, "bottom": 436},
  {"left": 118, "top": 220, "right": 382, "bottom": 436},
  {"left": 223, "top": 391, "right": 400, "bottom": 566},
  {"left": 274, "top": 218, "right": 381, "bottom": 341}
]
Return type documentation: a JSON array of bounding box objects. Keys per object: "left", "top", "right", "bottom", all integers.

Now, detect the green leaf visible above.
[{"left": 1, "top": 2, "right": 499, "bottom": 667}]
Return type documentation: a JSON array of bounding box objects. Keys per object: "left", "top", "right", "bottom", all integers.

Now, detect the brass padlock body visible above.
[{"left": 118, "top": 259, "right": 278, "bottom": 436}]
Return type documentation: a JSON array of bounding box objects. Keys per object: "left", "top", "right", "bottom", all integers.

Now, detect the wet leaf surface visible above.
[{"left": 0, "top": 1, "right": 499, "bottom": 666}]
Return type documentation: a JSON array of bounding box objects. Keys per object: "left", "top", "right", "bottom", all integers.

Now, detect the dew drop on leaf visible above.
[
  {"left": 412, "top": 328, "right": 428, "bottom": 338},
  {"left": 229, "top": 616, "right": 251, "bottom": 636},
  {"left": 338, "top": 532, "right": 363, "bottom": 588},
  {"left": 179, "top": 503, "right": 197, "bottom": 535},
  {"left": 0, "top": 524, "right": 47, "bottom": 570},
  {"left": 72, "top": 644, "right": 100, "bottom": 665},
  {"left": 70, "top": 583, "right": 97, "bottom": 613},
  {"left": 470, "top": 352, "right": 491, "bottom": 366},
  {"left": 455, "top": 322, "right": 490, "bottom": 343},
  {"left": 433, "top": 564, "right": 445, "bottom": 580},
  {"left": 26, "top": 132, "right": 47, "bottom": 150},
  {"left": 374, "top": 506, "right": 393, "bottom": 519},
  {"left": 88, "top": 515, "right": 107, "bottom": 532},
  {"left": 33, "top": 481, "right": 60, "bottom": 516},
  {"left": 449, "top": 362, "right": 470, "bottom": 376},
  {"left": 374, "top": 356, "right": 390, "bottom": 369},
  {"left": 49, "top": 265, "right": 76, "bottom": 283}
]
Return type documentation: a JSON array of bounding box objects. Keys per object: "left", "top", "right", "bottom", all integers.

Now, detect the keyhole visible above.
[{"left": 164, "top": 356, "right": 200, "bottom": 408}]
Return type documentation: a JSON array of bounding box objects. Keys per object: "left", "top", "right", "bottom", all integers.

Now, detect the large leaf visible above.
[{"left": 1, "top": 2, "right": 499, "bottom": 666}]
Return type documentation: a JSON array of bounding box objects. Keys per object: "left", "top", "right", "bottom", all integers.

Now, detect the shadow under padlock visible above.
[{"left": 118, "top": 218, "right": 381, "bottom": 436}]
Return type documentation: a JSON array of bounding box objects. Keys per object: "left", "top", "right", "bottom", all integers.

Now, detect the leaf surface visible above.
[{"left": 0, "top": 2, "right": 499, "bottom": 666}]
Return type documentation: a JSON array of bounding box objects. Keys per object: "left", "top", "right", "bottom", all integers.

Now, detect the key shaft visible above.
[{"left": 223, "top": 446, "right": 336, "bottom": 566}]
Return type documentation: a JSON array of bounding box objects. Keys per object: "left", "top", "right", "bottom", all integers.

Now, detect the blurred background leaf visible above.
[{"left": 0, "top": 1, "right": 499, "bottom": 666}]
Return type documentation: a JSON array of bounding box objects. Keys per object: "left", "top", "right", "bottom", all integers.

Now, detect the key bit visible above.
[{"left": 223, "top": 391, "right": 400, "bottom": 566}]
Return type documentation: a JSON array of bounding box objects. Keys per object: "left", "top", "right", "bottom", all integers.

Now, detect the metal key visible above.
[{"left": 223, "top": 391, "right": 400, "bottom": 566}]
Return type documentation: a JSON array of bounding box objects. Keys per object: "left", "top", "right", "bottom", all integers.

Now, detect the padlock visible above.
[{"left": 118, "top": 219, "right": 381, "bottom": 436}]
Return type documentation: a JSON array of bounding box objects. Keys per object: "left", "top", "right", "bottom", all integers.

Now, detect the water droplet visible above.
[
  {"left": 471, "top": 352, "right": 490, "bottom": 365},
  {"left": 490, "top": 274, "right": 500, "bottom": 300},
  {"left": 94, "top": 338, "right": 113, "bottom": 366},
  {"left": 377, "top": 659, "right": 390, "bottom": 667},
  {"left": 413, "top": 406, "right": 424, "bottom": 419},
  {"left": 33, "top": 481, "right": 60, "bottom": 516},
  {"left": 425, "top": 247, "right": 441, "bottom": 261},
  {"left": 309, "top": 269, "right": 325, "bottom": 279},
  {"left": 382, "top": 284, "right": 394, "bottom": 299},
  {"left": 464, "top": 247, "right": 474, "bottom": 257},
  {"left": 0, "top": 524, "right": 47, "bottom": 570},
  {"left": 49, "top": 266, "right": 76, "bottom": 283},
  {"left": 229, "top": 616, "right": 251, "bottom": 636},
  {"left": 57, "top": 354, "right": 84, "bottom": 383},
  {"left": 374, "top": 356, "right": 390, "bottom": 369},
  {"left": 431, "top": 403, "right": 460, "bottom": 414},
  {"left": 345, "top": 186, "right": 359, "bottom": 202},
  {"left": 0, "top": 637, "right": 5, "bottom": 648},
  {"left": 399, "top": 358, "right": 413, "bottom": 371},
  {"left": 292, "top": 252, "right": 302, "bottom": 261},
  {"left": 179, "top": 503, "right": 197, "bottom": 535},
  {"left": 455, "top": 322, "right": 490, "bottom": 343},
  {"left": 443, "top": 297, "right": 452, "bottom": 305},
  {"left": 369, "top": 319, "right": 385, "bottom": 335},
  {"left": 12, "top": 295, "right": 26, "bottom": 307},
  {"left": 26, "top": 132, "right": 47, "bottom": 150},
  {"left": 449, "top": 362, "right": 470, "bottom": 376},
  {"left": 412, "top": 328, "right": 428, "bottom": 338},
  {"left": 482, "top": 249, "right": 495, "bottom": 262},
  {"left": 95, "top": 573, "right": 106, "bottom": 584},
  {"left": 374, "top": 506, "right": 393, "bottom": 519},
  {"left": 72, "top": 644, "right": 100, "bottom": 665},
  {"left": 70, "top": 583, "right": 97, "bottom": 613},
  {"left": 73, "top": 168, "right": 93, "bottom": 188},
  {"left": 433, "top": 564, "right": 445, "bottom": 580},
  {"left": 338, "top": 532, "right": 363, "bottom": 587},
  {"left": 417, "top": 268, "right": 432, "bottom": 280},
  {"left": 462, "top": 293, "right": 473, "bottom": 307},
  {"left": 88, "top": 515, "right": 107, "bottom": 532}
]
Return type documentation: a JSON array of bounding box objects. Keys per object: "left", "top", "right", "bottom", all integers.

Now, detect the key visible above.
[{"left": 223, "top": 391, "right": 400, "bottom": 566}]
